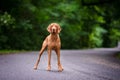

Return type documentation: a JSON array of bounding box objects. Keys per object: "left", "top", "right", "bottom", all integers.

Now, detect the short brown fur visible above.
[{"left": 34, "top": 23, "right": 63, "bottom": 71}]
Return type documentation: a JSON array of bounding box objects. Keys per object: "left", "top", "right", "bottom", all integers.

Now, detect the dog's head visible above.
[{"left": 47, "top": 23, "right": 61, "bottom": 34}]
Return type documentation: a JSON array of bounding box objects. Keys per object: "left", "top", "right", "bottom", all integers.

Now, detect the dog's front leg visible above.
[
  {"left": 47, "top": 48, "right": 52, "bottom": 71},
  {"left": 34, "top": 40, "right": 47, "bottom": 70},
  {"left": 33, "top": 47, "right": 45, "bottom": 70}
]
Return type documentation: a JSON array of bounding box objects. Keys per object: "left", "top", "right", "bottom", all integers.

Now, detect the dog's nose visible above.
[
  {"left": 53, "top": 29, "right": 55, "bottom": 31},
  {"left": 52, "top": 26, "right": 56, "bottom": 32},
  {"left": 53, "top": 28, "right": 56, "bottom": 32}
]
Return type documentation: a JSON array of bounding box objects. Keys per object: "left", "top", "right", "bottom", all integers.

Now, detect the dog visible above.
[{"left": 34, "top": 23, "right": 63, "bottom": 72}]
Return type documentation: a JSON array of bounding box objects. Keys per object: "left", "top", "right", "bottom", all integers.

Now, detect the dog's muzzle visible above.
[{"left": 52, "top": 26, "right": 57, "bottom": 33}]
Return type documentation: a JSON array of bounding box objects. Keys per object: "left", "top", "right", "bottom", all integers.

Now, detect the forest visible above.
[{"left": 0, "top": 0, "right": 120, "bottom": 50}]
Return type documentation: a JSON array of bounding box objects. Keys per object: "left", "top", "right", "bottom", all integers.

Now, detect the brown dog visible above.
[{"left": 34, "top": 23, "right": 63, "bottom": 72}]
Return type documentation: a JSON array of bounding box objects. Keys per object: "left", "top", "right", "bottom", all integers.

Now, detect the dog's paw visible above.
[
  {"left": 33, "top": 66, "right": 37, "bottom": 70},
  {"left": 58, "top": 66, "right": 64, "bottom": 72},
  {"left": 47, "top": 66, "right": 51, "bottom": 71}
]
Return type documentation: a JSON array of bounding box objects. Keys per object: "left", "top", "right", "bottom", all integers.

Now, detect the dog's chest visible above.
[
  {"left": 48, "top": 41, "right": 59, "bottom": 49},
  {"left": 47, "top": 36, "right": 60, "bottom": 48},
  {"left": 49, "top": 35, "right": 58, "bottom": 42},
  {"left": 49, "top": 38, "right": 58, "bottom": 45}
]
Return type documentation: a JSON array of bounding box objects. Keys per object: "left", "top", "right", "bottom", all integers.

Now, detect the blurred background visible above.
[{"left": 0, "top": 0, "right": 120, "bottom": 50}]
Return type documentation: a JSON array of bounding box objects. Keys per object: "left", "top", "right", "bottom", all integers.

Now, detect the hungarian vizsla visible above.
[{"left": 34, "top": 23, "right": 63, "bottom": 72}]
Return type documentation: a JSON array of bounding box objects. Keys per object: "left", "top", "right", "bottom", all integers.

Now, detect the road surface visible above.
[{"left": 0, "top": 48, "right": 120, "bottom": 80}]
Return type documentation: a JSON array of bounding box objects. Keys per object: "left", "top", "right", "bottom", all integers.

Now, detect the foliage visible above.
[
  {"left": 89, "top": 25, "right": 107, "bottom": 47},
  {"left": 0, "top": 0, "right": 120, "bottom": 50},
  {"left": 0, "top": 12, "right": 15, "bottom": 26}
]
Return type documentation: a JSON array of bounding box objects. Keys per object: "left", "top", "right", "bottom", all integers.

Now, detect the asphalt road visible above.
[{"left": 0, "top": 48, "right": 120, "bottom": 80}]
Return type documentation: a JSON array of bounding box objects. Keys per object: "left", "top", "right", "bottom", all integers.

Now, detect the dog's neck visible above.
[{"left": 50, "top": 34, "right": 59, "bottom": 42}]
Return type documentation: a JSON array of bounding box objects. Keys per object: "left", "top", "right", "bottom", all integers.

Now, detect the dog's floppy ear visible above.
[
  {"left": 47, "top": 24, "right": 52, "bottom": 33},
  {"left": 57, "top": 24, "right": 61, "bottom": 34}
]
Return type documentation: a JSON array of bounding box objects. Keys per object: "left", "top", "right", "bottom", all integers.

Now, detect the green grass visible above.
[
  {"left": 114, "top": 53, "right": 120, "bottom": 59},
  {"left": 117, "top": 53, "right": 120, "bottom": 58},
  {"left": 0, "top": 50, "right": 27, "bottom": 55}
]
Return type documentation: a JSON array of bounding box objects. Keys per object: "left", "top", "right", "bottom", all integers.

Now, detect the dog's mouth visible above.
[
  {"left": 51, "top": 27, "right": 57, "bottom": 34},
  {"left": 51, "top": 30, "right": 56, "bottom": 34}
]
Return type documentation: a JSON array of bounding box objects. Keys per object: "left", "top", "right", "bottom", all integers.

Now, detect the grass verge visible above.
[
  {"left": 117, "top": 53, "right": 120, "bottom": 58},
  {"left": 114, "top": 53, "right": 120, "bottom": 59},
  {"left": 0, "top": 50, "right": 27, "bottom": 55}
]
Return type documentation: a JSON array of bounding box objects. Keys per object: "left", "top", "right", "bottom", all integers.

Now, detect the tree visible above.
[{"left": 0, "top": 0, "right": 120, "bottom": 50}]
